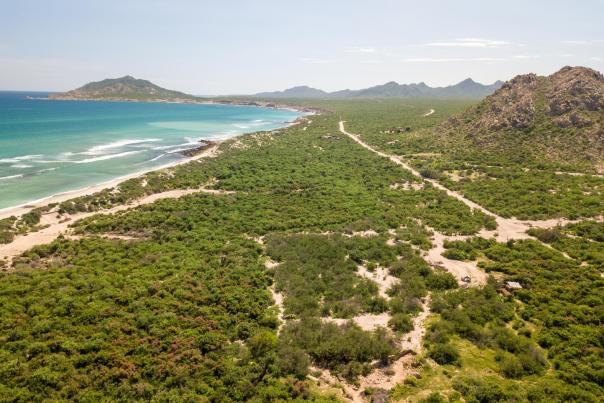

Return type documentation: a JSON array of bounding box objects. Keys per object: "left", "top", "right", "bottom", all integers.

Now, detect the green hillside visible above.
[{"left": 49, "top": 76, "right": 197, "bottom": 101}]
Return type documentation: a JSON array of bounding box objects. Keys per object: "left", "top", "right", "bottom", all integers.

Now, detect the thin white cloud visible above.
[
  {"left": 591, "top": 57, "right": 603, "bottom": 61},
  {"left": 300, "top": 58, "right": 332, "bottom": 64},
  {"left": 424, "top": 38, "right": 511, "bottom": 48},
  {"left": 513, "top": 54, "right": 540, "bottom": 59},
  {"left": 346, "top": 47, "right": 376, "bottom": 53},
  {"left": 562, "top": 40, "right": 589, "bottom": 45},
  {"left": 403, "top": 57, "right": 508, "bottom": 63},
  {"left": 360, "top": 60, "right": 383, "bottom": 64}
]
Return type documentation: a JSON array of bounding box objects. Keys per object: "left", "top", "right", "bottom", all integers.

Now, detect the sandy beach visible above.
[{"left": 0, "top": 143, "right": 222, "bottom": 220}]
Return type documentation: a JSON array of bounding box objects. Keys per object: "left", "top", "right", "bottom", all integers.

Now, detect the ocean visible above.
[{"left": 0, "top": 92, "right": 301, "bottom": 210}]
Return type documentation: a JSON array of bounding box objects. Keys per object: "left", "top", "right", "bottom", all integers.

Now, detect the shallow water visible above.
[{"left": 0, "top": 92, "right": 300, "bottom": 210}]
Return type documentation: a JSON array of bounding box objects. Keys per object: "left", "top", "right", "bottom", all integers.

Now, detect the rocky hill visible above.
[
  {"left": 49, "top": 76, "right": 197, "bottom": 102},
  {"left": 255, "top": 78, "right": 503, "bottom": 99},
  {"left": 445, "top": 66, "right": 604, "bottom": 167}
]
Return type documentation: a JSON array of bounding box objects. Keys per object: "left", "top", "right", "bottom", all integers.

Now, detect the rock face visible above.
[
  {"left": 446, "top": 66, "right": 604, "bottom": 166},
  {"left": 49, "top": 76, "right": 196, "bottom": 101},
  {"left": 546, "top": 66, "right": 604, "bottom": 128},
  {"left": 478, "top": 73, "right": 539, "bottom": 130}
]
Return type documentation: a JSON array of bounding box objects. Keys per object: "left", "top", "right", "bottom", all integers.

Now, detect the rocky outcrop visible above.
[
  {"left": 444, "top": 66, "right": 604, "bottom": 165},
  {"left": 471, "top": 74, "right": 538, "bottom": 131},
  {"left": 545, "top": 66, "right": 604, "bottom": 128}
]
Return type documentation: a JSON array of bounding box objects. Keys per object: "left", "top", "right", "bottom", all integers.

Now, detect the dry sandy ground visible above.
[
  {"left": 0, "top": 186, "right": 235, "bottom": 268},
  {"left": 315, "top": 295, "right": 432, "bottom": 403},
  {"left": 357, "top": 264, "right": 399, "bottom": 300},
  {"left": 323, "top": 261, "right": 399, "bottom": 331},
  {"left": 424, "top": 230, "right": 489, "bottom": 286},
  {"left": 264, "top": 259, "right": 286, "bottom": 333}
]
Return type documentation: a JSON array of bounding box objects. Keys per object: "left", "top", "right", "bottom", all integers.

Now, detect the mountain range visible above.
[
  {"left": 255, "top": 78, "right": 504, "bottom": 99},
  {"left": 49, "top": 75, "right": 504, "bottom": 101}
]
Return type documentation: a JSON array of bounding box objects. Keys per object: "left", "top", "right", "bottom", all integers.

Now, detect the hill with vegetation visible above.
[
  {"left": 49, "top": 76, "right": 197, "bottom": 102},
  {"left": 444, "top": 66, "right": 604, "bottom": 167},
  {"left": 255, "top": 79, "right": 503, "bottom": 99}
]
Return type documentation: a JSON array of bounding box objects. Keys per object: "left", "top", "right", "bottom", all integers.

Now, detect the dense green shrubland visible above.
[
  {"left": 1, "top": 106, "right": 489, "bottom": 400},
  {"left": 422, "top": 235, "right": 604, "bottom": 401},
  {"left": 1, "top": 99, "right": 602, "bottom": 401}
]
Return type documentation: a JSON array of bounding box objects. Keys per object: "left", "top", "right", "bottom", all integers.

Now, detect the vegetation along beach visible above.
[{"left": 1, "top": 1, "right": 603, "bottom": 402}]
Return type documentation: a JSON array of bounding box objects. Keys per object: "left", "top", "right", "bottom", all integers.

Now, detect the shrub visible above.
[
  {"left": 530, "top": 227, "right": 562, "bottom": 243},
  {"left": 499, "top": 355, "right": 524, "bottom": 378},
  {"left": 428, "top": 343, "right": 460, "bottom": 365},
  {"left": 420, "top": 392, "right": 446, "bottom": 403},
  {"left": 420, "top": 168, "right": 441, "bottom": 180},
  {"left": 388, "top": 313, "right": 414, "bottom": 333},
  {"left": 426, "top": 271, "right": 458, "bottom": 290},
  {"left": 453, "top": 376, "right": 518, "bottom": 402}
]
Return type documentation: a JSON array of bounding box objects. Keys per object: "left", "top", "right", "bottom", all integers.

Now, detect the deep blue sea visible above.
[{"left": 0, "top": 92, "right": 301, "bottom": 210}]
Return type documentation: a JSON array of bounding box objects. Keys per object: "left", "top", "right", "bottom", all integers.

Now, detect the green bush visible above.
[
  {"left": 428, "top": 343, "right": 460, "bottom": 365},
  {"left": 388, "top": 313, "right": 414, "bottom": 333}
]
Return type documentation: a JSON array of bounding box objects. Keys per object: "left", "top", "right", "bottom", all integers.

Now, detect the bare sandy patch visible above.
[
  {"left": 357, "top": 264, "right": 398, "bottom": 299},
  {"left": 423, "top": 229, "right": 488, "bottom": 286},
  {"left": 390, "top": 181, "right": 424, "bottom": 191}
]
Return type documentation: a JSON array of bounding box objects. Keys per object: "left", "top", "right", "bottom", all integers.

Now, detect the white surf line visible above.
[
  {"left": 338, "top": 121, "right": 594, "bottom": 244},
  {"left": 0, "top": 144, "right": 223, "bottom": 221},
  {"left": 0, "top": 186, "right": 234, "bottom": 268},
  {"left": 423, "top": 109, "right": 435, "bottom": 117}
]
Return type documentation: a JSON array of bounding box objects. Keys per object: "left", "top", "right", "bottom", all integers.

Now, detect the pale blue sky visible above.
[{"left": 1, "top": 0, "right": 603, "bottom": 94}]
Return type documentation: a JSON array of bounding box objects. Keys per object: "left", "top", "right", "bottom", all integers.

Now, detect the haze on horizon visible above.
[{"left": 1, "top": 0, "right": 603, "bottom": 95}]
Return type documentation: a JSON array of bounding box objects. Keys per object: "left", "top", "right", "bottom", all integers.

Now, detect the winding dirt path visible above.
[
  {"left": 338, "top": 120, "right": 602, "bottom": 286},
  {"left": 338, "top": 121, "right": 593, "bottom": 243},
  {"left": 423, "top": 109, "right": 435, "bottom": 117}
]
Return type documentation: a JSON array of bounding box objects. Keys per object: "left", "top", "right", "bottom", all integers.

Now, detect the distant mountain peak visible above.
[{"left": 459, "top": 78, "right": 477, "bottom": 85}]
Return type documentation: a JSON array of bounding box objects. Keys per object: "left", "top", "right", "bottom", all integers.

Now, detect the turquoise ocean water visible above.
[{"left": 0, "top": 92, "right": 301, "bottom": 210}]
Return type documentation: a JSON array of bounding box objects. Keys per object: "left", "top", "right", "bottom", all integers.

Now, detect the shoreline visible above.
[
  {"left": 43, "top": 95, "right": 322, "bottom": 114},
  {"left": 0, "top": 115, "right": 308, "bottom": 220},
  {"left": 0, "top": 142, "right": 221, "bottom": 220}
]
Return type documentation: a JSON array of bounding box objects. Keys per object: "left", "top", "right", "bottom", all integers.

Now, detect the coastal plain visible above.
[{"left": 0, "top": 68, "right": 603, "bottom": 402}]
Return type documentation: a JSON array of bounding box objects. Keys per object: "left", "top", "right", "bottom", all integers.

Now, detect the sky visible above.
[{"left": 1, "top": 0, "right": 603, "bottom": 94}]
